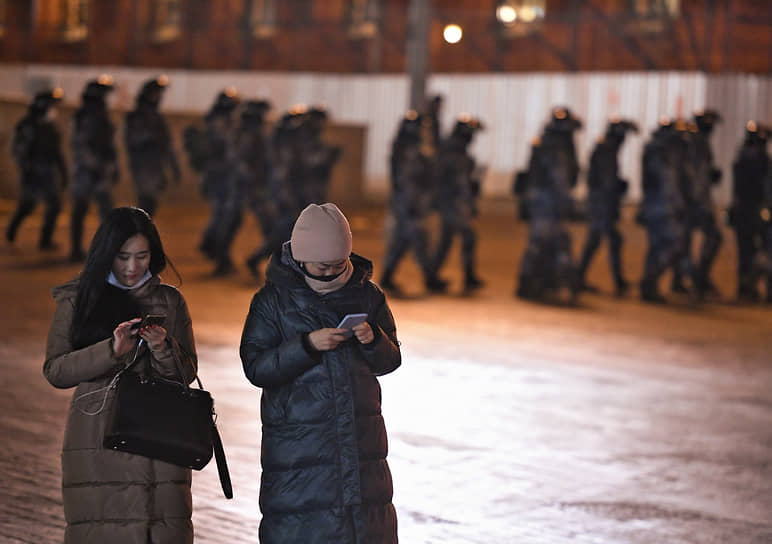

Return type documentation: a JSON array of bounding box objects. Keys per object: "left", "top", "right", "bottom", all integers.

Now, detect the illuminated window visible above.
[
  {"left": 346, "top": 0, "right": 380, "bottom": 39},
  {"left": 60, "top": 0, "right": 88, "bottom": 42},
  {"left": 249, "top": 0, "right": 278, "bottom": 39},
  {"left": 631, "top": 0, "right": 680, "bottom": 33},
  {"left": 495, "top": 0, "right": 546, "bottom": 38},
  {"left": 152, "top": 0, "right": 182, "bottom": 42}
]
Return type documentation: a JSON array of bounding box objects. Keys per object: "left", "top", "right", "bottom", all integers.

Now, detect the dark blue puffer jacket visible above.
[{"left": 240, "top": 246, "right": 401, "bottom": 544}]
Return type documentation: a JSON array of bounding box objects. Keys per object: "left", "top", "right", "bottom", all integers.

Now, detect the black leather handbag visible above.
[{"left": 103, "top": 340, "right": 233, "bottom": 498}]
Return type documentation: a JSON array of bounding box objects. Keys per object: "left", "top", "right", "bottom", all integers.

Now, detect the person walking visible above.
[
  {"left": 44, "top": 207, "right": 198, "bottom": 543},
  {"left": 240, "top": 203, "right": 400, "bottom": 543},
  {"left": 6, "top": 88, "right": 68, "bottom": 250}
]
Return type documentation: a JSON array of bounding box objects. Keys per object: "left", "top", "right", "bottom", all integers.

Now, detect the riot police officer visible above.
[
  {"left": 577, "top": 119, "right": 637, "bottom": 295},
  {"left": 516, "top": 108, "right": 582, "bottom": 302},
  {"left": 295, "top": 105, "right": 342, "bottom": 207},
  {"left": 69, "top": 75, "right": 117, "bottom": 261},
  {"left": 729, "top": 121, "right": 770, "bottom": 301},
  {"left": 6, "top": 88, "right": 67, "bottom": 250},
  {"left": 379, "top": 110, "right": 447, "bottom": 294},
  {"left": 638, "top": 119, "right": 697, "bottom": 303},
  {"left": 671, "top": 110, "right": 723, "bottom": 296},
  {"left": 184, "top": 88, "right": 239, "bottom": 269},
  {"left": 432, "top": 115, "right": 485, "bottom": 292},
  {"left": 124, "top": 75, "right": 180, "bottom": 217}
]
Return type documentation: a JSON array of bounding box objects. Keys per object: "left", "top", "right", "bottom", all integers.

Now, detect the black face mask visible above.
[{"left": 300, "top": 264, "right": 344, "bottom": 283}]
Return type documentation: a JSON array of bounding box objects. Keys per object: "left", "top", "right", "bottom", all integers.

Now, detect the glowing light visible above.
[
  {"left": 97, "top": 74, "right": 114, "bottom": 86},
  {"left": 747, "top": 120, "right": 758, "bottom": 132},
  {"left": 519, "top": 6, "right": 537, "bottom": 22},
  {"left": 52, "top": 87, "right": 64, "bottom": 99},
  {"left": 443, "top": 24, "right": 462, "bottom": 44},
  {"left": 496, "top": 5, "right": 517, "bottom": 24},
  {"left": 157, "top": 74, "right": 169, "bottom": 87}
]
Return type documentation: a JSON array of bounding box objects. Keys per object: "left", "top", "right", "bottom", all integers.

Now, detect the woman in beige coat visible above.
[{"left": 44, "top": 207, "right": 197, "bottom": 543}]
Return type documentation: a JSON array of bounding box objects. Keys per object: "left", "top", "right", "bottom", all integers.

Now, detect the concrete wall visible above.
[{"left": 1, "top": 64, "right": 771, "bottom": 206}]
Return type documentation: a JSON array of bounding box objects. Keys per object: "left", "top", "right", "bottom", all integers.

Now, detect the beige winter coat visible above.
[{"left": 44, "top": 276, "right": 198, "bottom": 544}]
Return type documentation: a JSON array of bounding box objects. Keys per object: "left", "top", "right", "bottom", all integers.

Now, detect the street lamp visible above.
[{"left": 443, "top": 23, "right": 462, "bottom": 44}]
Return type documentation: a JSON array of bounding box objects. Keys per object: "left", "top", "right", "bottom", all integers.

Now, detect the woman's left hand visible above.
[
  {"left": 139, "top": 325, "right": 167, "bottom": 352},
  {"left": 352, "top": 321, "right": 375, "bottom": 345}
]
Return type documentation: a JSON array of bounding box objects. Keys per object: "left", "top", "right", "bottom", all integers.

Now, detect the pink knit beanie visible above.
[{"left": 290, "top": 203, "right": 353, "bottom": 262}]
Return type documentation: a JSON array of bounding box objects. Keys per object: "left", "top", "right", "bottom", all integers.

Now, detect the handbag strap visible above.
[{"left": 168, "top": 342, "right": 234, "bottom": 500}]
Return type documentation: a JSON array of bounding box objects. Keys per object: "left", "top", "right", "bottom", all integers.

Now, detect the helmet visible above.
[
  {"left": 82, "top": 75, "right": 114, "bottom": 101},
  {"left": 606, "top": 118, "right": 638, "bottom": 140},
  {"left": 242, "top": 99, "right": 271, "bottom": 120},
  {"left": 29, "top": 87, "right": 63, "bottom": 115},
  {"left": 693, "top": 108, "right": 721, "bottom": 133},
  {"left": 547, "top": 106, "right": 582, "bottom": 132},
  {"left": 451, "top": 114, "right": 484, "bottom": 143},
  {"left": 211, "top": 87, "right": 240, "bottom": 113},
  {"left": 136, "top": 75, "right": 169, "bottom": 106}
]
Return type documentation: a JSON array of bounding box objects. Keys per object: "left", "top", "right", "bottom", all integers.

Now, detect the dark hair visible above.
[{"left": 70, "top": 207, "right": 176, "bottom": 348}]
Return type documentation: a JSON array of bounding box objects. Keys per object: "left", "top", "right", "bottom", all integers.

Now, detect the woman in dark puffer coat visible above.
[{"left": 240, "top": 203, "right": 401, "bottom": 543}]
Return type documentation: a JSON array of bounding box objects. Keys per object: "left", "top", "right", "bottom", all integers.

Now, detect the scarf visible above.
[{"left": 304, "top": 259, "right": 354, "bottom": 295}]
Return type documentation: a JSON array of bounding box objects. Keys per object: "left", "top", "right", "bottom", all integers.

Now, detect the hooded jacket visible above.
[
  {"left": 240, "top": 246, "right": 401, "bottom": 544},
  {"left": 44, "top": 276, "right": 197, "bottom": 544}
]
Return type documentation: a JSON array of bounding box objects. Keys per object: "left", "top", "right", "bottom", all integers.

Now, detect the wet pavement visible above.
[{"left": 0, "top": 202, "right": 770, "bottom": 543}]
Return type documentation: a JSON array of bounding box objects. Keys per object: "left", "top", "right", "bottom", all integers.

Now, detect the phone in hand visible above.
[
  {"left": 337, "top": 313, "right": 367, "bottom": 337},
  {"left": 131, "top": 314, "right": 167, "bottom": 330}
]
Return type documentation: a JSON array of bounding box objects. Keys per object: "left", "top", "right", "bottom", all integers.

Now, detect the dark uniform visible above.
[
  {"left": 432, "top": 116, "right": 485, "bottom": 292},
  {"left": 70, "top": 76, "right": 117, "bottom": 261},
  {"left": 577, "top": 119, "right": 637, "bottom": 295},
  {"left": 124, "top": 76, "right": 180, "bottom": 217},
  {"left": 184, "top": 89, "right": 239, "bottom": 268},
  {"left": 379, "top": 110, "right": 447, "bottom": 294},
  {"left": 638, "top": 120, "right": 697, "bottom": 303},
  {"left": 516, "top": 108, "right": 582, "bottom": 302},
  {"left": 6, "top": 89, "right": 67, "bottom": 250},
  {"left": 671, "top": 110, "right": 723, "bottom": 295},
  {"left": 295, "top": 106, "right": 342, "bottom": 207},
  {"left": 729, "top": 121, "right": 770, "bottom": 301}
]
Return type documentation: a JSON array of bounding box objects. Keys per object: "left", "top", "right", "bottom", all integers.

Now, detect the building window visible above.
[
  {"left": 152, "top": 0, "right": 182, "bottom": 42},
  {"left": 0, "top": 0, "right": 6, "bottom": 38},
  {"left": 631, "top": 0, "right": 680, "bottom": 34},
  {"left": 60, "top": 0, "right": 88, "bottom": 42},
  {"left": 249, "top": 0, "right": 278, "bottom": 39},
  {"left": 346, "top": 0, "right": 380, "bottom": 39},
  {"left": 495, "top": 0, "right": 546, "bottom": 38}
]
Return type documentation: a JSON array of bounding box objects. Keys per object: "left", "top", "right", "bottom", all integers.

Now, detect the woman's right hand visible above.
[
  {"left": 112, "top": 318, "right": 142, "bottom": 358},
  {"left": 308, "top": 328, "right": 349, "bottom": 351}
]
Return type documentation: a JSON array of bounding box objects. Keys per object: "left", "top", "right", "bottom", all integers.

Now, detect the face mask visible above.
[{"left": 301, "top": 265, "right": 344, "bottom": 283}]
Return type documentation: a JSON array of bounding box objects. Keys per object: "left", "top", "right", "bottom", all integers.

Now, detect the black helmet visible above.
[
  {"left": 136, "top": 75, "right": 169, "bottom": 106},
  {"left": 606, "top": 118, "right": 638, "bottom": 140},
  {"left": 242, "top": 99, "right": 271, "bottom": 120},
  {"left": 547, "top": 106, "right": 582, "bottom": 132},
  {"left": 745, "top": 120, "right": 770, "bottom": 144},
  {"left": 82, "top": 75, "right": 114, "bottom": 101},
  {"left": 451, "top": 114, "right": 484, "bottom": 143},
  {"left": 211, "top": 86, "right": 240, "bottom": 113},
  {"left": 30, "top": 87, "right": 63, "bottom": 115},
  {"left": 693, "top": 108, "right": 721, "bottom": 133}
]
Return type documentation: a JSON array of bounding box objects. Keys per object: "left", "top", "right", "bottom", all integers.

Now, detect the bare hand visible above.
[
  {"left": 113, "top": 318, "right": 141, "bottom": 358},
  {"left": 308, "top": 328, "right": 349, "bottom": 351},
  {"left": 139, "top": 325, "right": 167, "bottom": 352},
  {"left": 352, "top": 321, "right": 375, "bottom": 345}
]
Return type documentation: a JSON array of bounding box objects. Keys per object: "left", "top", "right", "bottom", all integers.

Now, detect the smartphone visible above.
[
  {"left": 337, "top": 313, "right": 367, "bottom": 332},
  {"left": 131, "top": 314, "right": 167, "bottom": 330}
]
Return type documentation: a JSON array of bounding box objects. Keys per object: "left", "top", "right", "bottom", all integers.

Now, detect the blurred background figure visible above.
[
  {"left": 6, "top": 88, "right": 67, "bottom": 251},
  {"left": 729, "top": 121, "right": 770, "bottom": 302},
  {"left": 431, "top": 114, "right": 485, "bottom": 293},
  {"left": 183, "top": 87, "right": 239, "bottom": 274},
  {"left": 221, "top": 99, "right": 273, "bottom": 278},
  {"left": 516, "top": 107, "right": 582, "bottom": 303},
  {"left": 295, "top": 105, "right": 342, "bottom": 207},
  {"left": 577, "top": 119, "right": 637, "bottom": 296},
  {"left": 379, "top": 110, "right": 447, "bottom": 295},
  {"left": 124, "top": 75, "right": 181, "bottom": 217},
  {"left": 638, "top": 119, "right": 695, "bottom": 303},
  {"left": 69, "top": 75, "right": 117, "bottom": 262}
]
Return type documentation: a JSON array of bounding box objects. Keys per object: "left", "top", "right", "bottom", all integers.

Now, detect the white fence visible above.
[{"left": 1, "top": 64, "right": 770, "bottom": 205}]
